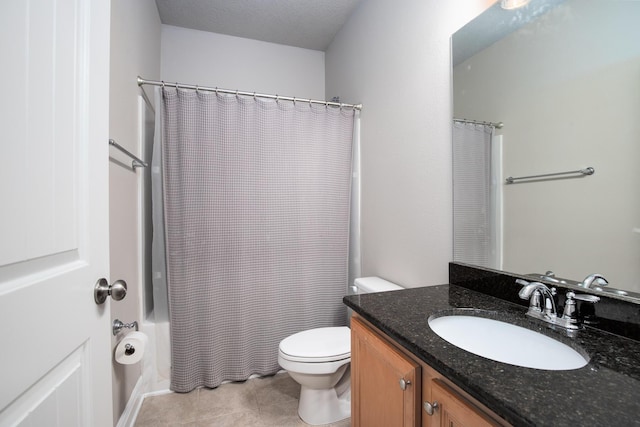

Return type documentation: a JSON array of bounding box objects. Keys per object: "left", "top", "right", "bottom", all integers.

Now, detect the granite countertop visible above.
[{"left": 343, "top": 284, "right": 640, "bottom": 427}]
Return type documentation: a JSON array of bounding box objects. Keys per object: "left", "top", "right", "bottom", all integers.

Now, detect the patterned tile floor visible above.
[{"left": 134, "top": 373, "right": 351, "bottom": 427}]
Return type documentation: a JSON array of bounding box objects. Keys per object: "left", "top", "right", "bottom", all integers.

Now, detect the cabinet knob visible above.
[
  {"left": 399, "top": 378, "right": 411, "bottom": 390},
  {"left": 424, "top": 400, "right": 439, "bottom": 416}
]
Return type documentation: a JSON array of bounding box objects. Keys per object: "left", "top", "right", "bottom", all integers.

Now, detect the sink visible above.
[{"left": 428, "top": 314, "right": 588, "bottom": 370}]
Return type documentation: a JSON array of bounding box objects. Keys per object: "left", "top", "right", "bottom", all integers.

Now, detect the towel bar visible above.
[{"left": 506, "top": 167, "right": 594, "bottom": 184}]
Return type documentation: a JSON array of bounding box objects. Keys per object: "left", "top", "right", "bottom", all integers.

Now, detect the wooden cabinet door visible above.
[
  {"left": 428, "top": 379, "right": 498, "bottom": 427},
  {"left": 352, "top": 316, "right": 421, "bottom": 427}
]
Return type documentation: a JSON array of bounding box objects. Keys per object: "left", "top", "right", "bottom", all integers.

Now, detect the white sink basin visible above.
[{"left": 428, "top": 315, "right": 588, "bottom": 370}]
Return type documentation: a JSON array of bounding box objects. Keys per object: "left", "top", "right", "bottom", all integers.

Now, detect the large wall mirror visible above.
[{"left": 452, "top": 0, "right": 640, "bottom": 299}]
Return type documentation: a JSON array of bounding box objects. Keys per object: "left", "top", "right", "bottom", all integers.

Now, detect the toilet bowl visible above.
[
  {"left": 278, "top": 277, "right": 402, "bottom": 425},
  {"left": 278, "top": 327, "right": 351, "bottom": 425}
]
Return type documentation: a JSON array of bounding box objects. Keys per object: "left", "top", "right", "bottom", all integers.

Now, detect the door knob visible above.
[
  {"left": 399, "top": 378, "right": 411, "bottom": 390},
  {"left": 94, "top": 278, "right": 128, "bottom": 304}
]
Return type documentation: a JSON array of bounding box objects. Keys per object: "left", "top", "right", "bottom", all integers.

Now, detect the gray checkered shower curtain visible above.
[{"left": 160, "top": 88, "right": 355, "bottom": 392}]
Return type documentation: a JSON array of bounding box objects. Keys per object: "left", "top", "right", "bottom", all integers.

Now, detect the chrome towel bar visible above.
[
  {"left": 109, "top": 139, "right": 148, "bottom": 169},
  {"left": 506, "top": 167, "right": 594, "bottom": 184}
]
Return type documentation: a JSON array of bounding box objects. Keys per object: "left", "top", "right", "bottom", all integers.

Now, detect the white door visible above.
[{"left": 0, "top": 1, "right": 112, "bottom": 426}]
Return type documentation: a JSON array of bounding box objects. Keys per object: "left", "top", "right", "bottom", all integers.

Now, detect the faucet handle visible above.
[
  {"left": 569, "top": 292, "right": 600, "bottom": 303},
  {"left": 562, "top": 292, "right": 599, "bottom": 328},
  {"left": 562, "top": 292, "right": 579, "bottom": 325}
]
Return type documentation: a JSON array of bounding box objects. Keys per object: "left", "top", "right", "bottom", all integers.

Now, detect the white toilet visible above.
[{"left": 278, "top": 277, "right": 402, "bottom": 425}]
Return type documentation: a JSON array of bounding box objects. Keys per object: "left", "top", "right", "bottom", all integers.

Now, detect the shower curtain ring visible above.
[
  {"left": 195, "top": 85, "right": 199, "bottom": 93},
  {"left": 215, "top": 87, "right": 218, "bottom": 94},
  {"left": 293, "top": 97, "right": 296, "bottom": 105},
  {"left": 161, "top": 80, "right": 165, "bottom": 88},
  {"left": 253, "top": 92, "right": 257, "bottom": 100},
  {"left": 235, "top": 90, "right": 239, "bottom": 97}
]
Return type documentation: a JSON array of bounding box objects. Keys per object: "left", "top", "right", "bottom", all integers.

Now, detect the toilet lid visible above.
[{"left": 279, "top": 327, "right": 350, "bottom": 362}]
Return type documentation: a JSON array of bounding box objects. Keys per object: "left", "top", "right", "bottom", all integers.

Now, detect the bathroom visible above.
[
  {"left": 109, "top": 0, "right": 482, "bottom": 424},
  {"left": 2, "top": 0, "right": 639, "bottom": 426}
]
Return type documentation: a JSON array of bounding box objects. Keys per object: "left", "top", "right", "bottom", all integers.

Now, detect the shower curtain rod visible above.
[
  {"left": 454, "top": 117, "right": 504, "bottom": 129},
  {"left": 137, "top": 76, "right": 363, "bottom": 111}
]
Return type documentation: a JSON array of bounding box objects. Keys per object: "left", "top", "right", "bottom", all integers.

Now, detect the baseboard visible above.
[{"left": 115, "top": 377, "right": 147, "bottom": 427}]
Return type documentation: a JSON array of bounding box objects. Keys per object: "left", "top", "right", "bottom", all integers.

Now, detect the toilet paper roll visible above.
[{"left": 115, "top": 331, "right": 148, "bottom": 365}]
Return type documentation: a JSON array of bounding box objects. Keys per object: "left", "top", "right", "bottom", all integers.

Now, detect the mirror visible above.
[{"left": 452, "top": 0, "right": 640, "bottom": 299}]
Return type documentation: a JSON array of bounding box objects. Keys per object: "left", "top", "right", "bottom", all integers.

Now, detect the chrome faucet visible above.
[
  {"left": 579, "top": 274, "right": 608, "bottom": 289},
  {"left": 517, "top": 279, "right": 558, "bottom": 318},
  {"left": 516, "top": 279, "right": 599, "bottom": 330}
]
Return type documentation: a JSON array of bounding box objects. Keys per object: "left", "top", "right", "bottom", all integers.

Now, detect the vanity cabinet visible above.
[
  {"left": 351, "top": 313, "right": 421, "bottom": 427},
  {"left": 351, "top": 315, "right": 510, "bottom": 427}
]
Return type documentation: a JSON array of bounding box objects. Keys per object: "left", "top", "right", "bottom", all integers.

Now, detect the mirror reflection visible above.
[{"left": 452, "top": 0, "right": 640, "bottom": 297}]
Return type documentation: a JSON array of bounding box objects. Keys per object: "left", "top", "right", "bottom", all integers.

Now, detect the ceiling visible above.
[
  {"left": 452, "top": 0, "right": 566, "bottom": 66},
  {"left": 154, "top": 0, "right": 364, "bottom": 52}
]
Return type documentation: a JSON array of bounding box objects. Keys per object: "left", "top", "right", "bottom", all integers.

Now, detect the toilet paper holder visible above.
[
  {"left": 123, "top": 343, "right": 136, "bottom": 355},
  {"left": 112, "top": 319, "right": 139, "bottom": 336}
]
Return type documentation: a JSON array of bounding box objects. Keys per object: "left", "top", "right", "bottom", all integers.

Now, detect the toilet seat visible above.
[{"left": 279, "top": 326, "right": 350, "bottom": 363}]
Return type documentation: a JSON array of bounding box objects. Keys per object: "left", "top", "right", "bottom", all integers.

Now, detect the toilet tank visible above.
[
  {"left": 347, "top": 277, "right": 403, "bottom": 322},
  {"left": 351, "top": 277, "right": 403, "bottom": 294}
]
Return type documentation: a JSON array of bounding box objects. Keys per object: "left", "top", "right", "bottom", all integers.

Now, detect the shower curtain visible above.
[
  {"left": 452, "top": 122, "right": 501, "bottom": 269},
  {"left": 152, "top": 87, "right": 358, "bottom": 392}
]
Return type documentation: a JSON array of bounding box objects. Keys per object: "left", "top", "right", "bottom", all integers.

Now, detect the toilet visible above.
[{"left": 278, "top": 277, "right": 402, "bottom": 425}]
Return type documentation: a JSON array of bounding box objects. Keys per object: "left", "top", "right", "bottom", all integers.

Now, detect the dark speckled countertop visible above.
[{"left": 343, "top": 284, "right": 640, "bottom": 427}]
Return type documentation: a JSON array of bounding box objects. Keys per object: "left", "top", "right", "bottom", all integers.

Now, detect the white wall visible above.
[
  {"left": 109, "top": 0, "right": 161, "bottom": 423},
  {"left": 453, "top": 0, "right": 640, "bottom": 290},
  {"left": 161, "top": 25, "right": 325, "bottom": 99},
  {"left": 326, "top": 0, "right": 493, "bottom": 288}
]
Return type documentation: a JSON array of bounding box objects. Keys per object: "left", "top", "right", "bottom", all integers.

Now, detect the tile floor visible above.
[{"left": 134, "top": 373, "right": 351, "bottom": 427}]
